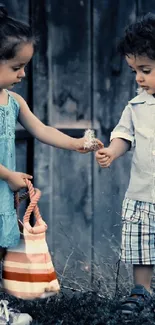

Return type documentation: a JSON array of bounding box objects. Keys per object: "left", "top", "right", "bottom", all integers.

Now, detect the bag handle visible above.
[{"left": 15, "top": 179, "right": 47, "bottom": 234}]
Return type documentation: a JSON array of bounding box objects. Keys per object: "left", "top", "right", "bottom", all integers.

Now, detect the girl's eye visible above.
[
  {"left": 12, "top": 67, "right": 20, "bottom": 71},
  {"left": 131, "top": 70, "right": 136, "bottom": 74}
]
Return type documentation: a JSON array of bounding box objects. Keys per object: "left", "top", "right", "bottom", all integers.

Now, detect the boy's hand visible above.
[
  {"left": 76, "top": 137, "right": 104, "bottom": 153},
  {"left": 6, "top": 171, "right": 33, "bottom": 191},
  {"left": 95, "top": 147, "right": 115, "bottom": 168}
]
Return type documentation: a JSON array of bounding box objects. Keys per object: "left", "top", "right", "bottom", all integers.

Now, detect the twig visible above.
[
  {"left": 61, "top": 284, "right": 105, "bottom": 299},
  {"left": 60, "top": 249, "right": 74, "bottom": 285}
]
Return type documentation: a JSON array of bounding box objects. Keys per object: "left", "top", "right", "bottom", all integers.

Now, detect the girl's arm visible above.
[
  {"left": 0, "top": 164, "right": 13, "bottom": 181},
  {"left": 12, "top": 92, "right": 103, "bottom": 152},
  {"left": 0, "top": 164, "right": 32, "bottom": 190}
]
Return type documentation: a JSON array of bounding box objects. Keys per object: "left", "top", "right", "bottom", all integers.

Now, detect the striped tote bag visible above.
[{"left": 2, "top": 179, "right": 60, "bottom": 299}]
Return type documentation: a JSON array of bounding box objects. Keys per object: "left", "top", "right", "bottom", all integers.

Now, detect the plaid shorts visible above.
[{"left": 121, "top": 197, "right": 155, "bottom": 264}]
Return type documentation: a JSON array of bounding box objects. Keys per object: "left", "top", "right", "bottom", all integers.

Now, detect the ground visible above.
[{"left": 2, "top": 289, "right": 155, "bottom": 325}]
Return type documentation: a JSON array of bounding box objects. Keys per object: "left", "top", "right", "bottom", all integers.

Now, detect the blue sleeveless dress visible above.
[{"left": 0, "top": 91, "right": 20, "bottom": 248}]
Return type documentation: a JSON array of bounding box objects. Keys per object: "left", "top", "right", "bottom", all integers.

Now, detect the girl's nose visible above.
[{"left": 18, "top": 68, "right": 25, "bottom": 78}]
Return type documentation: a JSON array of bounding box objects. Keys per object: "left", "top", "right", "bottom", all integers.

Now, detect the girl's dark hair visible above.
[
  {"left": 0, "top": 4, "right": 36, "bottom": 60},
  {"left": 118, "top": 13, "right": 155, "bottom": 60}
]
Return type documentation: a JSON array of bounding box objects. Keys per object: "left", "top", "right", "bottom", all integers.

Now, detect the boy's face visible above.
[{"left": 126, "top": 54, "right": 155, "bottom": 95}]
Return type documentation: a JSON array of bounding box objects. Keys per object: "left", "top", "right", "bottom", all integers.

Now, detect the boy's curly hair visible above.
[{"left": 118, "top": 13, "right": 155, "bottom": 59}]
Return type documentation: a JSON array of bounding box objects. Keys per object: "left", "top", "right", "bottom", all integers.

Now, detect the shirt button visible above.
[
  {"left": 6, "top": 111, "right": 9, "bottom": 115},
  {"left": 152, "top": 150, "right": 155, "bottom": 155},
  {"left": 9, "top": 132, "right": 11, "bottom": 136}
]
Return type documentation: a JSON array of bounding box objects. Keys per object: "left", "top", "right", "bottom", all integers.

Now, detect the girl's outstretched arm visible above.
[{"left": 12, "top": 92, "right": 103, "bottom": 152}]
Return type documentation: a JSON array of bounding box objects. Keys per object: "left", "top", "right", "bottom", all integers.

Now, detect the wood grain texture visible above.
[
  {"left": 30, "top": 0, "right": 51, "bottom": 228},
  {"left": 93, "top": 0, "right": 137, "bottom": 295},
  {"left": 49, "top": 0, "right": 93, "bottom": 287}
]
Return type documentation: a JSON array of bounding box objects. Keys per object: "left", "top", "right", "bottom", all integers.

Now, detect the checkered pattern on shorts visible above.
[{"left": 121, "top": 198, "right": 155, "bottom": 264}]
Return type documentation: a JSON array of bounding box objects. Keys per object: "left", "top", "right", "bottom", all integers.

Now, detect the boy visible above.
[{"left": 96, "top": 13, "right": 155, "bottom": 314}]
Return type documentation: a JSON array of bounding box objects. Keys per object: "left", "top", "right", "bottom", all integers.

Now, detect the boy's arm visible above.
[
  {"left": 95, "top": 138, "right": 131, "bottom": 168},
  {"left": 96, "top": 103, "right": 134, "bottom": 168},
  {"left": 110, "top": 103, "right": 134, "bottom": 150},
  {"left": 108, "top": 138, "right": 131, "bottom": 159}
]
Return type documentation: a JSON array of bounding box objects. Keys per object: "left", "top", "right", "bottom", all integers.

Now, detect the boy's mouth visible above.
[{"left": 141, "top": 86, "right": 149, "bottom": 90}]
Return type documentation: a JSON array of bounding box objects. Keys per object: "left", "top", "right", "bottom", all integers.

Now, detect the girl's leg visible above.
[{"left": 133, "top": 264, "right": 154, "bottom": 292}]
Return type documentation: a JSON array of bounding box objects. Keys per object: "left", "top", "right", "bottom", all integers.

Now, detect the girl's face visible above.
[
  {"left": 126, "top": 54, "right": 155, "bottom": 95},
  {"left": 0, "top": 42, "right": 34, "bottom": 90}
]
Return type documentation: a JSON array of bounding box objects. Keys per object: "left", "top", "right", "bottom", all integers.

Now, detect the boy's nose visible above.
[{"left": 136, "top": 72, "right": 144, "bottom": 83}]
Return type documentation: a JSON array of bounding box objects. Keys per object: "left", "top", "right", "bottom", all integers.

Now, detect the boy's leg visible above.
[
  {"left": 121, "top": 264, "right": 153, "bottom": 314},
  {"left": 121, "top": 265, "right": 153, "bottom": 314},
  {"left": 120, "top": 199, "right": 154, "bottom": 314},
  {"left": 133, "top": 264, "right": 154, "bottom": 292}
]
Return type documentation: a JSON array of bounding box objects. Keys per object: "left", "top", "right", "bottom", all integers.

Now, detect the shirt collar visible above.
[{"left": 129, "top": 89, "right": 155, "bottom": 105}]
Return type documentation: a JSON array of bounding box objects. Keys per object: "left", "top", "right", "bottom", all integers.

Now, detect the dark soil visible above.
[{"left": 2, "top": 289, "right": 155, "bottom": 325}]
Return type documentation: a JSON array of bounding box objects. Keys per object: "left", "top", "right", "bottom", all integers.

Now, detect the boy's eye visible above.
[
  {"left": 131, "top": 69, "right": 151, "bottom": 74},
  {"left": 142, "top": 70, "right": 151, "bottom": 74}
]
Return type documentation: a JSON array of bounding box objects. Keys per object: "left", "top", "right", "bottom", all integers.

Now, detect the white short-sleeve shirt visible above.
[{"left": 110, "top": 90, "right": 155, "bottom": 203}]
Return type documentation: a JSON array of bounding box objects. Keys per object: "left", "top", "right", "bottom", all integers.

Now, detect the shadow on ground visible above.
[{"left": 2, "top": 289, "right": 155, "bottom": 325}]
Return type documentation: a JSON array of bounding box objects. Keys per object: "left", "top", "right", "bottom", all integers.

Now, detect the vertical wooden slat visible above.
[
  {"left": 136, "top": 0, "right": 155, "bottom": 15},
  {"left": 93, "top": 0, "right": 137, "bottom": 295},
  {"left": 30, "top": 0, "right": 50, "bottom": 226},
  {"left": 49, "top": 0, "right": 93, "bottom": 288}
]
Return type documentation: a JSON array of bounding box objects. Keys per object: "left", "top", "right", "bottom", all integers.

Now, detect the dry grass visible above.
[{"left": 1, "top": 287, "right": 155, "bottom": 325}]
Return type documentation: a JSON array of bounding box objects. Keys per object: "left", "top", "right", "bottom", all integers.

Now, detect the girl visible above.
[{"left": 0, "top": 4, "right": 103, "bottom": 324}]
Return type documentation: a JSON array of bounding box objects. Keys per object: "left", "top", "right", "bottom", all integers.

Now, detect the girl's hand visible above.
[
  {"left": 95, "top": 147, "right": 115, "bottom": 168},
  {"left": 6, "top": 171, "right": 33, "bottom": 191},
  {"left": 76, "top": 137, "right": 104, "bottom": 153}
]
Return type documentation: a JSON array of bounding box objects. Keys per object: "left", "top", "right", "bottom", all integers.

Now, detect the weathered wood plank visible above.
[
  {"left": 30, "top": 1, "right": 50, "bottom": 227},
  {"left": 136, "top": 0, "right": 155, "bottom": 15},
  {"left": 93, "top": 0, "right": 136, "bottom": 295},
  {"left": 49, "top": 0, "right": 93, "bottom": 288}
]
